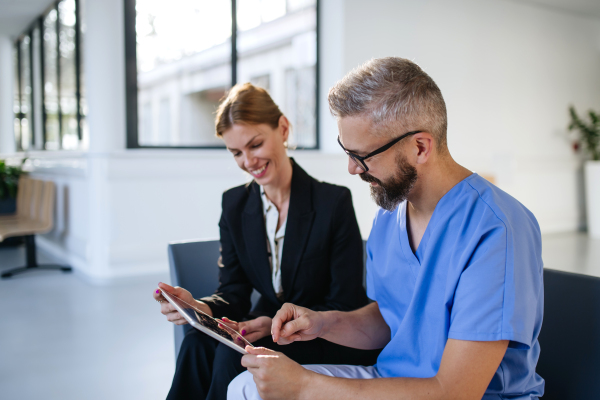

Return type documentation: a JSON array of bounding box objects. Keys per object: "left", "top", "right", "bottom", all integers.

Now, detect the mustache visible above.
[{"left": 359, "top": 172, "right": 381, "bottom": 184}]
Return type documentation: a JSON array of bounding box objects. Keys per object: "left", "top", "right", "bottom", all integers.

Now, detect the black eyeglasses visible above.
[{"left": 337, "top": 130, "right": 421, "bottom": 172}]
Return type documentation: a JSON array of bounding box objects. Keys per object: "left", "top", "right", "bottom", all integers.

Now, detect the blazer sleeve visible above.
[
  {"left": 310, "top": 187, "right": 369, "bottom": 312},
  {"left": 200, "top": 194, "right": 254, "bottom": 321}
]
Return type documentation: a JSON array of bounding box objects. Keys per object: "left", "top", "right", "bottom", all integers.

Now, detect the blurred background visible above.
[{"left": 0, "top": 0, "right": 599, "bottom": 399}]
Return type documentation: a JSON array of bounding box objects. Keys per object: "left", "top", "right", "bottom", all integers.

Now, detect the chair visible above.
[
  {"left": 168, "top": 238, "right": 262, "bottom": 358},
  {"left": 536, "top": 268, "right": 600, "bottom": 399},
  {"left": 168, "top": 239, "right": 221, "bottom": 358},
  {"left": 1, "top": 177, "right": 71, "bottom": 278}
]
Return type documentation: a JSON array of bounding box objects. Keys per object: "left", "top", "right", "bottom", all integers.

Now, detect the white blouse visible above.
[{"left": 260, "top": 187, "right": 287, "bottom": 299}]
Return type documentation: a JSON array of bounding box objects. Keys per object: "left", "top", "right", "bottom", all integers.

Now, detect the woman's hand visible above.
[
  {"left": 153, "top": 282, "right": 212, "bottom": 325},
  {"left": 219, "top": 316, "right": 273, "bottom": 343},
  {"left": 238, "top": 317, "right": 272, "bottom": 343}
]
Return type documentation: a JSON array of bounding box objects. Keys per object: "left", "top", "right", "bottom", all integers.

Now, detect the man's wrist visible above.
[{"left": 319, "top": 310, "right": 339, "bottom": 339}]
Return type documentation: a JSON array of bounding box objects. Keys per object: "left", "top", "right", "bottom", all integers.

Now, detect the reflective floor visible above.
[
  {"left": 0, "top": 246, "right": 174, "bottom": 400},
  {"left": 0, "top": 232, "right": 598, "bottom": 400}
]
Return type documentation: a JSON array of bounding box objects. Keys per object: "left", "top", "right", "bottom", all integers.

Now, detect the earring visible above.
[{"left": 283, "top": 141, "right": 288, "bottom": 149}]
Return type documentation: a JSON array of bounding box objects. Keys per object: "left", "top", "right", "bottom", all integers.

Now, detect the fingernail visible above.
[
  {"left": 272, "top": 335, "right": 275, "bottom": 342},
  {"left": 236, "top": 337, "right": 241, "bottom": 341},
  {"left": 241, "top": 330, "right": 246, "bottom": 335},
  {"left": 155, "top": 289, "right": 160, "bottom": 294},
  {"left": 218, "top": 323, "right": 223, "bottom": 328}
]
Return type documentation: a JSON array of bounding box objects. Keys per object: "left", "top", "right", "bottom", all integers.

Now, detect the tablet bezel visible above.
[{"left": 160, "top": 289, "right": 254, "bottom": 355}]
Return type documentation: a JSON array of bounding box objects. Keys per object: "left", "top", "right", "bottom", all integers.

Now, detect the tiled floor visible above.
[
  {"left": 0, "top": 246, "right": 175, "bottom": 400},
  {"left": 0, "top": 232, "right": 598, "bottom": 400}
]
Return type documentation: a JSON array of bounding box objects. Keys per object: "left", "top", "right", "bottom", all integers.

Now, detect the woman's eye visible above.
[
  {"left": 251, "top": 142, "right": 262, "bottom": 149},
  {"left": 233, "top": 152, "right": 241, "bottom": 157}
]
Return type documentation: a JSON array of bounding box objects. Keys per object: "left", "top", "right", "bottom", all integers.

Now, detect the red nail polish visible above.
[
  {"left": 241, "top": 330, "right": 246, "bottom": 335},
  {"left": 155, "top": 289, "right": 159, "bottom": 294},
  {"left": 218, "top": 323, "right": 223, "bottom": 328}
]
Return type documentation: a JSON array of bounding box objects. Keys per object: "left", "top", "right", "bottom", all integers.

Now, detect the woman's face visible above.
[{"left": 221, "top": 116, "right": 290, "bottom": 187}]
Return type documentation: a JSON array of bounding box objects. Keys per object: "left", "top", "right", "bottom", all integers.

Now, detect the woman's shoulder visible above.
[{"left": 221, "top": 182, "right": 259, "bottom": 211}]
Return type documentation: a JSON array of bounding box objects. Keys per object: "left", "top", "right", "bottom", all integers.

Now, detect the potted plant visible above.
[
  {"left": 0, "top": 158, "right": 27, "bottom": 215},
  {"left": 568, "top": 106, "right": 600, "bottom": 238}
]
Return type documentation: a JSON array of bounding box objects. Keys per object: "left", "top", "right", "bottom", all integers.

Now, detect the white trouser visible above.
[{"left": 227, "top": 364, "right": 381, "bottom": 400}]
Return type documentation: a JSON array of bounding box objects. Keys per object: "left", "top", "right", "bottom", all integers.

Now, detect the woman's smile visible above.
[{"left": 250, "top": 162, "right": 269, "bottom": 178}]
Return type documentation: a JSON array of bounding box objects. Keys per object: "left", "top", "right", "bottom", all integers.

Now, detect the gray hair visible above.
[{"left": 328, "top": 57, "right": 448, "bottom": 150}]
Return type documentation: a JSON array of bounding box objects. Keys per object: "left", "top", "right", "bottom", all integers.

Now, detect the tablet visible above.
[{"left": 160, "top": 289, "right": 254, "bottom": 355}]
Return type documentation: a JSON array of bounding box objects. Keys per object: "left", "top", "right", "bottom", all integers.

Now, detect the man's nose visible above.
[{"left": 347, "top": 157, "right": 362, "bottom": 175}]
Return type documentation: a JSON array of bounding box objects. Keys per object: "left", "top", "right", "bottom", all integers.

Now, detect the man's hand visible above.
[
  {"left": 242, "top": 346, "right": 313, "bottom": 400},
  {"left": 272, "top": 303, "right": 326, "bottom": 345}
]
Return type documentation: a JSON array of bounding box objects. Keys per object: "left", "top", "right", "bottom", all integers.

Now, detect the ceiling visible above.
[
  {"left": 512, "top": 0, "right": 600, "bottom": 19},
  {"left": 0, "top": 0, "right": 55, "bottom": 37},
  {"left": 0, "top": 0, "right": 600, "bottom": 38}
]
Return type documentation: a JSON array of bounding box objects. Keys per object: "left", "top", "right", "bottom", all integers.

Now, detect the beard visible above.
[{"left": 360, "top": 152, "right": 417, "bottom": 212}]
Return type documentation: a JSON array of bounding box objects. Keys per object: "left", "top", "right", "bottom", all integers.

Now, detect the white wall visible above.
[
  {"left": 4, "top": 0, "right": 600, "bottom": 284},
  {"left": 339, "top": 0, "right": 600, "bottom": 232}
]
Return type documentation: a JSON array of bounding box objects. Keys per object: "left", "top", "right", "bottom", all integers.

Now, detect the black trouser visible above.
[{"left": 166, "top": 328, "right": 381, "bottom": 400}]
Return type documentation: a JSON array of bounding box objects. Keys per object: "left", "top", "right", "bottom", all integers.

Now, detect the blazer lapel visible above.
[
  {"left": 242, "top": 182, "right": 278, "bottom": 301},
  {"left": 281, "top": 161, "right": 315, "bottom": 299}
]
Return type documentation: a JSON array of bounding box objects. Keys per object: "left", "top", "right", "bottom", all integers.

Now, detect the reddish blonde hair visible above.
[{"left": 215, "top": 83, "right": 283, "bottom": 137}]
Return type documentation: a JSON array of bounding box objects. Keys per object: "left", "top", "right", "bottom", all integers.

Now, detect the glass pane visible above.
[
  {"left": 20, "top": 36, "right": 33, "bottom": 151},
  {"left": 32, "top": 26, "right": 44, "bottom": 150},
  {"left": 59, "top": 0, "right": 79, "bottom": 150},
  {"left": 44, "top": 9, "right": 60, "bottom": 150},
  {"left": 237, "top": 0, "right": 317, "bottom": 148},
  {"left": 79, "top": 0, "right": 88, "bottom": 149},
  {"left": 136, "top": 0, "right": 231, "bottom": 146},
  {"left": 13, "top": 46, "right": 21, "bottom": 150}
]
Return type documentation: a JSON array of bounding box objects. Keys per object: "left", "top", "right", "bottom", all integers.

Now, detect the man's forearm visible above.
[
  {"left": 319, "top": 302, "right": 390, "bottom": 350},
  {"left": 301, "top": 373, "right": 445, "bottom": 400}
]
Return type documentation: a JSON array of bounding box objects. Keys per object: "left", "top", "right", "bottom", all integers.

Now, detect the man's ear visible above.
[{"left": 413, "top": 132, "right": 434, "bottom": 164}]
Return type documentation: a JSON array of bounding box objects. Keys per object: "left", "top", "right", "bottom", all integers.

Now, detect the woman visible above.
[{"left": 153, "top": 83, "right": 379, "bottom": 400}]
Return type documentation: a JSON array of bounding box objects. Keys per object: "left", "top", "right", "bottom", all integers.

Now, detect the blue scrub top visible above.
[{"left": 366, "top": 173, "right": 545, "bottom": 399}]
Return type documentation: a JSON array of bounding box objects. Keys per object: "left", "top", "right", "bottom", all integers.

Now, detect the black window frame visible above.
[
  {"left": 124, "top": 0, "right": 320, "bottom": 150},
  {"left": 13, "top": 0, "right": 84, "bottom": 152}
]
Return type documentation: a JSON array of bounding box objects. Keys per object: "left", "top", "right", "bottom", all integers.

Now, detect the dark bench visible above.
[{"left": 167, "top": 239, "right": 600, "bottom": 397}]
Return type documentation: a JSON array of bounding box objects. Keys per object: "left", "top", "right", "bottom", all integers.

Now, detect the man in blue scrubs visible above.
[{"left": 228, "top": 57, "right": 545, "bottom": 400}]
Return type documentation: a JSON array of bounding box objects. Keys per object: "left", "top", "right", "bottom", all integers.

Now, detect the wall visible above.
[
  {"left": 4, "top": 0, "right": 600, "bottom": 284},
  {"left": 339, "top": 0, "right": 600, "bottom": 232}
]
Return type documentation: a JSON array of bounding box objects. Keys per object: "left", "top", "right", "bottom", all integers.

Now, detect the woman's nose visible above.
[{"left": 244, "top": 154, "right": 257, "bottom": 170}]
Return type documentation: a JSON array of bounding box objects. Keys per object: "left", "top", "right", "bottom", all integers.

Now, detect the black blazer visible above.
[{"left": 201, "top": 160, "right": 369, "bottom": 321}]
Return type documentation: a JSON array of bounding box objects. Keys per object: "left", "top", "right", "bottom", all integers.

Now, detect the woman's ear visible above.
[{"left": 278, "top": 115, "right": 290, "bottom": 142}]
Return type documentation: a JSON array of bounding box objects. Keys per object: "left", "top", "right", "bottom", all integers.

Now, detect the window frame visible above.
[
  {"left": 124, "top": 0, "right": 320, "bottom": 150},
  {"left": 12, "top": 0, "right": 84, "bottom": 152}
]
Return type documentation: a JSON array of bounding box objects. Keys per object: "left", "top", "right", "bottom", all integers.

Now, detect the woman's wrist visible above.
[{"left": 195, "top": 300, "right": 213, "bottom": 317}]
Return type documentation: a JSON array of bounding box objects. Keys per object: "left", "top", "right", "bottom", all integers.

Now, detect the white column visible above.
[
  {"left": 0, "top": 35, "right": 16, "bottom": 155},
  {"left": 318, "top": 0, "right": 345, "bottom": 153},
  {"left": 84, "top": 0, "right": 127, "bottom": 153}
]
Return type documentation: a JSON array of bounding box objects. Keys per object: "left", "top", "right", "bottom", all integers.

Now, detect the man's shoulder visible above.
[{"left": 462, "top": 174, "right": 540, "bottom": 234}]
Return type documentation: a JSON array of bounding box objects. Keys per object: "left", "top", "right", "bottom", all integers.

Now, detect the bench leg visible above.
[{"left": 1, "top": 235, "right": 72, "bottom": 279}]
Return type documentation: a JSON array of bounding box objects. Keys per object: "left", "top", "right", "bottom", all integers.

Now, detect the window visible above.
[
  {"left": 12, "top": 0, "right": 85, "bottom": 152},
  {"left": 125, "top": 0, "right": 319, "bottom": 149}
]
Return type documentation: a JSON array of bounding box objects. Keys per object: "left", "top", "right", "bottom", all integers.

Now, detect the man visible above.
[{"left": 227, "top": 57, "right": 545, "bottom": 400}]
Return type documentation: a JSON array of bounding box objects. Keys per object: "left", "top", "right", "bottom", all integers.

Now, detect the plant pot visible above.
[
  {"left": 0, "top": 197, "right": 16, "bottom": 215},
  {"left": 585, "top": 160, "right": 600, "bottom": 239}
]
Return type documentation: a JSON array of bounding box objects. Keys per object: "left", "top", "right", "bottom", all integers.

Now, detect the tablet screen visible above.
[{"left": 160, "top": 289, "right": 254, "bottom": 354}]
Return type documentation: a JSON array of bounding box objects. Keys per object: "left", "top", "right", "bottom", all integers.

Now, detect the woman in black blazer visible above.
[{"left": 154, "top": 83, "right": 379, "bottom": 400}]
